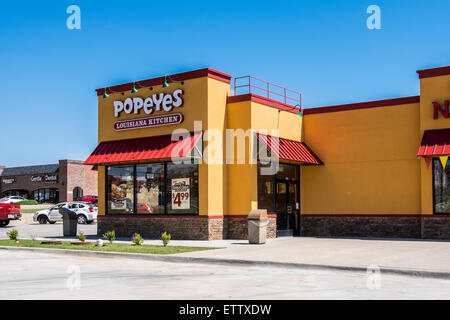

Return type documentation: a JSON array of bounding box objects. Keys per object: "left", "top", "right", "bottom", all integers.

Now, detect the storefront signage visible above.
[
  {"left": 31, "top": 174, "right": 58, "bottom": 183},
  {"left": 2, "top": 178, "right": 15, "bottom": 184},
  {"left": 114, "top": 113, "right": 184, "bottom": 131},
  {"left": 433, "top": 100, "right": 449, "bottom": 119},
  {"left": 171, "top": 178, "right": 190, "bottom": 209},
  {"left": 113, "top": 89, "right": 184, "bottom": 118}
]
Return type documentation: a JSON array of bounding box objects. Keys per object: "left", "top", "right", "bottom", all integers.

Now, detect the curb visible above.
[{"left": 1, "top": 246, "right": 450, "bottom": 280}]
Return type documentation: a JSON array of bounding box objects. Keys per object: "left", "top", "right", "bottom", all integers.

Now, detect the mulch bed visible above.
[
  {"left": 70, "top": 242, "right": 93, "bottom": 246},
  {"left": 40, "top": 241, "right": 63, "bottom": 245}
]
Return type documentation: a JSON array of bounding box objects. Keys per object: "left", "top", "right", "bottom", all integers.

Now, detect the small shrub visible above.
[
  {"left": 77, "top": 231, "right": 86, "bottom": 242},
  {"left": 161, "top": 232, "right": 171, "bottom": 247},
  {"left": 18, "top": 200, "right": 38, "bottom": 205},
  {"left": 7, "top": 229, "right": 18, "bottom": 240},
  {"left": 132, "top": 233, "right": 144, "bottom": 245},
  {"left": 102, "top": 230, "right": 115, "bottom": 244}
]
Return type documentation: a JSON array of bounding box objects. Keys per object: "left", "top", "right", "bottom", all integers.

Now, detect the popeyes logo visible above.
[
  {"left": 114, "top": 89, "right": 183, "bottom": 117},
  {"left": 113, "top": 89, "right": 184, "bottom": 131},
  {"left": 433, "top": 100, "right": 449, "bottom": 119}
]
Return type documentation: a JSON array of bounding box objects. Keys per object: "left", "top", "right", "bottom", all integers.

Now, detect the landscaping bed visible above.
[{"left": 0, "top": 240, "right": 216, "bottom": 255}]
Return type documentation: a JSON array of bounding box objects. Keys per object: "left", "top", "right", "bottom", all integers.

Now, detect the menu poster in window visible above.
[{"left": 171, "top": 178, "right": 190, "bottom": 210}]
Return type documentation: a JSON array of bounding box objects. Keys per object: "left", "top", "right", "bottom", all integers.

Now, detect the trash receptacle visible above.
[
  {"left": 247, "top": 209, "right": 269, "bottom": 244},
  {"left": 60, "top": 207, "right": 78, "bottom": 237}
]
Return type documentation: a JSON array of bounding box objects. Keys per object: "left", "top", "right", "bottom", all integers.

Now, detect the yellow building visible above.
[{"left": 85, "top": 66, "right": 450, "bottom": 240}]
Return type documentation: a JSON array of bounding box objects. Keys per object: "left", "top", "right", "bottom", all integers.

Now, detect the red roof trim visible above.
[
  {"left": 303, "top": 96, "right": 420, "bottom": 115},
  {"left": 96, "top": 68, "right": 232, "bottom": 96},
  {"left": 227, "top": 93, "right": 301, "bottom": 114},
  {"left": 416, "top": 66, "right": 450, "bottom": 79}
]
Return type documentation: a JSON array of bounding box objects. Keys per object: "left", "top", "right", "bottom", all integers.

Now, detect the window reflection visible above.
[
  {"left": 105, "top": 163, "right": 199, "bottom": 215},
  {"left": 136, "top": 164, "right": 164, "bottom": 214},
  {"left": 433, "top": 159, "right": 450, "bottom": 214},
  {"left": 107, "top": 166, "right": 134, "bottom": 214},
  {"left": 167, "top": 164, "right": 199, "bottom": 214}
]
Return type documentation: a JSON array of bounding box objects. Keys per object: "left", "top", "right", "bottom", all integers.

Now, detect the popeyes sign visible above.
[
  {"left": 433, "top": 100, "right": 449, "bottom": 119},
  {"left": 113, "top": 89, "right": 184, "bottom": 131}
]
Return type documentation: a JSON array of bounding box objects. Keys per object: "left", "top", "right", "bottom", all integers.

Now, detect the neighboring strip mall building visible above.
[
  {"left": 86, "top": 66, "right": 450, "bottom": 240},
  {"left": 0, "top": 160, "right": 97, "bottom": 203}
]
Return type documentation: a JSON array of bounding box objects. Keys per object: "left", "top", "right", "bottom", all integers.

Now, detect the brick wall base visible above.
[
  {"left": 422, "top": 217, "right": 450, "bottom": 239},
  {"left": 99, "top": 215, "right": 450, "bottom": 240},
  {"left": 98, "top": 216, "right": 277, "bottom": 240},
  {"left": 301, "top": 215, "right": 450, "bottom": 240}
]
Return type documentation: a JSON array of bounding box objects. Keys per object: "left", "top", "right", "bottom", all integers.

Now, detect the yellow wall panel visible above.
[{"left": 302, "top": 102, "right": 421, "bottom": 214}]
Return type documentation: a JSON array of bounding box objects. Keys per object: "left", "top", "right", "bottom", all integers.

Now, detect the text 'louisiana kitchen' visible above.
[{"left": 113, "top": 89, "right": 184, "bottom": 131}]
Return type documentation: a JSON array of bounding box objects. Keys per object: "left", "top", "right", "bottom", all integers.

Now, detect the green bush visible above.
[
  {"left": 132, "top": 233, "right": 144, "bottom": 245},
  {"left": 102, "top": 230, "right": 115, "bottom": 244},
  {"left": 7, "top": 229, "right": 18, "bottom": 240},
  {"left": 77, "top": 231, "right": 86, "bottom": 242},
  {"left": 17, "top": 200, "right": 38, "bottom": 205},
  {"left": 161, "top": 232, "right": 171, "bottom": 247}
]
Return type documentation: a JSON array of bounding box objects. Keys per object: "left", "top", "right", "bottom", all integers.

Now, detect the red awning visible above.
[
  {"left": 417, "top": 129, "right": 450, "bottom": 157},
  {"left": 85, "top": 132, "right": 202, "bottom": 165},
  {"left": 256, "top": 133, "right": 322, "bottom": 165}
]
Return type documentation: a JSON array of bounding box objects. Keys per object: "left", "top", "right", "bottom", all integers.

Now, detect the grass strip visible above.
[{"left": 0, "top": 239, "right": 216, "bottom": 255}]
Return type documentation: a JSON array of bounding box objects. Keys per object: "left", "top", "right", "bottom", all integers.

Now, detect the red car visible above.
[
  {"left": 78, "top": 195, "right": 98, "bottom": 204},
  {"left": 137, "top": 203, "right": 151, "bottom": 213},
  {"left": 0, "top": 204, "right": 21, "bottom": 227}
]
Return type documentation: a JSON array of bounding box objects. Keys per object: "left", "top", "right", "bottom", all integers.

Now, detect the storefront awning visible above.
[
  {"left": 417, "top": 129, "right": 450, "bottom": 157},
  {"left": 85, "top": 132, "right": 202, "bottom": 165},
  {"left": 256, "top": 133, "right": 322, "bottom": 165}
]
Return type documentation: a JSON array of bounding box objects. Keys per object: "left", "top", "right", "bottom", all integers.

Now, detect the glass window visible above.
[
  {"left": 43, "top": 189, "right": 49, "bottom": 202},
  {"left": 257, "top": 163, "right": 275, "bottom": 213},
  {"left": 276, "top": 163, "right": 299, "bottom": 181},
  {"left": 433, "top": 158, "right": 450, "bottom": 214},
  {"left": 166, "top": 163, "right": 199, "bottom": 214},
  {"left": 107, "top": 166, "right": 134, "bottom": 214},
  {"left": 68, "top": 203, "right": 79, "bottom": 209},
  {"left": 73, "top": 187, "right": 83, "bottom": 201},
  {"left": 136, "top": 164, "right": 165, "bottom": 214},
  {"left": 105, "top": 163, "right": 199, "bottom": 215}
]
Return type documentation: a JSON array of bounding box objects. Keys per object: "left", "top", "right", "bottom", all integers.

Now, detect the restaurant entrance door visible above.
[{"left": 276, "top": 180, "right": 299, "bottom": 236}]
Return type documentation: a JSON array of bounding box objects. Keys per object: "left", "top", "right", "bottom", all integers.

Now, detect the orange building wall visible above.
[
  {"left": 96, "top": 75, "right": 230, "bottom": 217},
  {"left": 225, "top": 99, "right": 303, "bottom": 215},
  {"left": 419, "top": 73, "right": 450, "bottom": 214},
  {"left": 301, "top": 102, "right": 422, "bottom": 215}
]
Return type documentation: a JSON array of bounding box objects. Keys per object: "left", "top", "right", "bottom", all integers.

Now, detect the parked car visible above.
[
  {"left": 33, "top": 202, "right": 97, "bottom": 225},
  {"left": 0, "top": 196, "right": 26, "bottom": 204},
  {"left": 77, "top": 195, "right": 98, "bottom": 204},
  {"left": 0, "top": 203, "right": 21, "bottom": 227},
  {"left": 137, "top": 203, "right": 152, "bottom": 213}
]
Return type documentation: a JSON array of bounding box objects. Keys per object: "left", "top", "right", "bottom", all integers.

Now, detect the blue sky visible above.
[{"left": 0, "top": 0, "right": 449, "bottom": 167}]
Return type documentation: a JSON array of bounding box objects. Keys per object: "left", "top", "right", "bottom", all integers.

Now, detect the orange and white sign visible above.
[{"left": 171, "top": 178, "right": 190, "bottom": 209}]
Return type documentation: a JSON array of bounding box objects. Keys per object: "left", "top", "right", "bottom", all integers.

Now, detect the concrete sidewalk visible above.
[
  {"left": 6, "top": 233, "right": 450, "bottom": 275},
  {"left": 174, "top": 236, "right": 450, "bottom": 274}
]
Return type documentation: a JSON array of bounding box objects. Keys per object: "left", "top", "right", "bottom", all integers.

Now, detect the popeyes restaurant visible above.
[{"left": 85, "top": 66, "right": 450, "bottom": 240}]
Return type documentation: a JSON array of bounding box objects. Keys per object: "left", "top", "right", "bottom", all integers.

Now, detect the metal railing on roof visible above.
[{"left": 232, "top": 76, "right": 302, "bottom": 108}]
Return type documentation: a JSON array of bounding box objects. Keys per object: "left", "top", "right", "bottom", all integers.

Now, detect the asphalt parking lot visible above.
[
  {"left": 0, "top": 222, "right": 97, "bottom": 240},
  {"left": 1, "top": 250, "right": 449, "bottom": 299}
]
